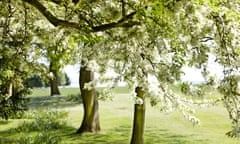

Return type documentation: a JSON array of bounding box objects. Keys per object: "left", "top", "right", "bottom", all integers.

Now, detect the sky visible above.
[
  {"left": 181, "top": 54, "right": 223, "bottom": 83},
  {"left": 63, "top": 64, "right": 80, "bottom": 87},
  {"left": 64, "top": 55, "right": 224, "bottom": 87}
]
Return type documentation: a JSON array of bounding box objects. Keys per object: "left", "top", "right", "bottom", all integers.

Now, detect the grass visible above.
[{"left": 0, "top": 87, "right": 239, "bottom": 144}]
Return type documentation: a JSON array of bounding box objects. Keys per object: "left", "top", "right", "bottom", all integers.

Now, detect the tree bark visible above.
[
  {"left": 76, "top": 64, "right": 100, "bottom": 134},
  {"left": 130, "top": 87, "right": 145, "bottom": 144},
  {"left": 6, "top": 81, "right": 13, "bottom": 97},
  {"left": 49, "top": 62, "right": 60, "bottom": 96}
]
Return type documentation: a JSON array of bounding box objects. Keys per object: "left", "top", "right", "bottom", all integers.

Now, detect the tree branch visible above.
[
  {"left": 121, "top": 0, "right": 126, "bottom": 17},
  {"left": 50, "top": 0, "right": 61, "bottom": 4},
  {"left": 23, "top": 0, "right": 141, "bottom": 32},
  {"left": 23, "top": 0, "right": 81, "bottom": 28},
  {"left": 92, "top": 11, "right": 140, "bottom": 32},
  {"left": 200, "top": 37, "right": 213, "bottom": 42}
]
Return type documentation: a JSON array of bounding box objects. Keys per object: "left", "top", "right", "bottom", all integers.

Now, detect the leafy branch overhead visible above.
[{"left": 23, "top": 0, "right": 141, "bottom": 32}]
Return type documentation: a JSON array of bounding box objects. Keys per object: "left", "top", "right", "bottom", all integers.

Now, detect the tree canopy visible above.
[{"left": 1, "top": 0, "right": 240, "bottom": 140}]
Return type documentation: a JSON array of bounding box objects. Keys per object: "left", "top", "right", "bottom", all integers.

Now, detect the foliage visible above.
[
  {"left": 17, "top": 132, "right": 61, "bottom": 144},
  {"left": 219, "top": 75, "right": 240, "bottom": 138},
  {"left": 81, "top": 1, "right": 240, "bottom": 138},
  {"left": 15, "top": 110, "right": 68, "bottom": 132},
  {"left": 15, "top": 110, "right": 68, "bottom": 144},
  {"left": 0, "top": 0, "right": 41, "bottom": 120},
  {"left": 0, "top": 92, "right": 30, "bottom": 120},
  {"left": 30, "top": 14, "right": 80, "bottom": 80},
  {"left": 24, "top": 75, "right": 46, "bottom": 88},
  {"left": 24, "top": 72, "right": 71, "bottom": 88},
  {"left": 204, "top": 1, "right": 240, "bottom": 137},
  {"left": 80, "top": 0, "right": 211, "bottom": 125},
  {"left": 15, "top": 110, "right": 67, "bottom": 144},
  {"left": 66, "top": 93, "right": 82, "bottom": 103},
  {"left": 5, "top": 0, "right": 240, "bottom": 138},
  {"left": 180, "top": 82, "right": 207, "bottom": 98}
]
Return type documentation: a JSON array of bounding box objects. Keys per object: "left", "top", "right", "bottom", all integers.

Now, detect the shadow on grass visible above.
[
  {"left": 0, "top": 137, "right": 15, "bottom": 144},
  {"left": 0, "top": 120, "right": 11, "bottom": 125},
  {"left": 63, "top": 131, "right": 130, "bottom": 144},
  {"left": 28, "top": 94, "right": 82, "bottom": 109},
  {"left": 62, "top": 125, "right": 209, "bottom": 144},
  {"left": 0, "top": 120, "right": 77, "bottom": 144},
  {"left": 144, "top": 128, "right": 209, "bottom": 144},
  {"left": 0, "top": 123, "right": 210, "bottom": 144}
]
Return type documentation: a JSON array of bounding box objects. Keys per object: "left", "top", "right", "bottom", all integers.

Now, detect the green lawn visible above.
[{"left": 0, "top": 87, "right": 239, "bottom": 144}]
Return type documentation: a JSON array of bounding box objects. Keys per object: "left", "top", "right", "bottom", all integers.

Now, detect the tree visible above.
[
  {"left": 24, "top": 71, "right": 70, "bottom": 88},
  {"left": 131, "top": 87, "right": 145, "bottom": 144},
  {"left": 22, "top": 0, "right": 141, "bottom": 134},
  {"left": 208, "top": 2, "right": 240, "bottom": 137},
  {"left": 0, "top": 0, "right": 42, "bottom": 119},
  {"left": 80, "top": 1, "right": 240, "bottom": 143},
  {"left": 49, "top": 62, "right": 61, "bottom": 95},
  {"left": 24, "top": 75, "right": 45, "bottom": 88},
  {"left": 46, "top": 29, "right": 78, "bottom": 95},
  {"left": 33, "top": 26, "right": 78, "bottom": 95},
  {"left": 77, "top": 60, "right": 100, "bottom": 133},
  {"left": 34, "top": 22, "right": 80, "bottom": 94},
  {"left": 20, "top": 0, "right": 240, "bottom": 143}
]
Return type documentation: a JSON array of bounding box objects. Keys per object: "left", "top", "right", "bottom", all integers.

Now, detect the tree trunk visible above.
[
  {"left": 76, "top": 64, "right": 100, "bottom": 134},
  {"left": 49, "top": 62, "right": 60, "bottom": 96},
  {"left": 130, "top": 87, "right": 145, "bottom": 144},
  {"left": 6, "top": 81, "right": 13, "bottom": 97}
]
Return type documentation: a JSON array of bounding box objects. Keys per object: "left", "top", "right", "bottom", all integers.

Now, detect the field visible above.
[{"left": 0, "top": 87, "right": 239, "bottom": 144}]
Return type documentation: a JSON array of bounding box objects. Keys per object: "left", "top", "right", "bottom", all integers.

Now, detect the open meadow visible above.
[{"left": 0, "top": 87, "right": 239, "bottom": 144}]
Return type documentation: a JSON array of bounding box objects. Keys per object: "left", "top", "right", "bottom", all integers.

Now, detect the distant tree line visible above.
[{"left": 24, "top": 72, "right": 71, "bottom": 88}]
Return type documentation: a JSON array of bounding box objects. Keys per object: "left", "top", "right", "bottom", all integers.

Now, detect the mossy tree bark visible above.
[
  {"left": 77, "top": 63, "right": 100, "bottom": 134},
  {"left": 130, "top": 87, "right": 145, "bottom": 144},
  {"left": 49, "top": 62, "right": 60, "bottom": 96}
]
